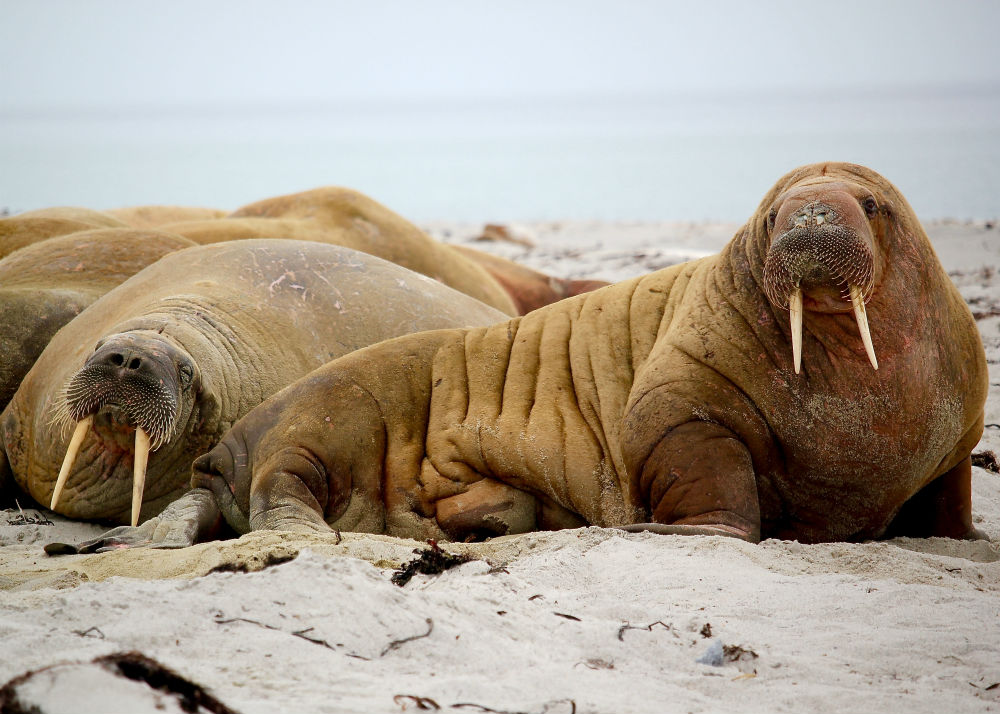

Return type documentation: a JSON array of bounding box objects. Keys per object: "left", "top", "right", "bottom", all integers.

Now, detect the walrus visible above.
[
  {"left": 0, "top": 228, "right": 196, "bottom": 412},
  {"left": 0, "top": 240, "right": 506, "bottom": 529},
  {"left": 104, "top": 204, "right": 228, "bottom": 229},
  {"left": 156, "top": 162, "right": 985, "bottom": 546},
  {"left": 98, "top": 189, "right": 610, "bottom": 315},
  {"left": 155, "top": 187, "right": 519, "bottom": 314},
  {"left": 449, "top": 244, "right": 610, "bottom": 314},
  {"left": 0, "top": 207, "right": 127, "bottom": 259}
]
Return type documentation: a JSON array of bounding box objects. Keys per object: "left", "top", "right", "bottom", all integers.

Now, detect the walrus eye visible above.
[
  {"left": 767, "top": 209, "right": 777, "bottom": 232},
  {"left": 862, "top": 197, "right": 878, "bottom": 218},
  {"left": 178, "top": 363, "right": 194, "bottom": 387}
]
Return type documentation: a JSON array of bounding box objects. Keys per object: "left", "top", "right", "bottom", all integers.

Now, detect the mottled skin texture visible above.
[
  {"left": 0, "top": 229, "right": 196, "bottom": 412},
  {"left": 0, "top": 240, "right": 506, "bottom": 524},
  {"left": 194, "top": 163, "right": 988, "bottom": 544},
  {"left": 0, "top": 207, "right": 127, "bottom": 259}
]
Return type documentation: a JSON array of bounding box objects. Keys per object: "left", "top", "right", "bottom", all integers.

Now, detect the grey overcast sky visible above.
[{"left": 2, "top": 0, "right": 999, "bottom": 109}]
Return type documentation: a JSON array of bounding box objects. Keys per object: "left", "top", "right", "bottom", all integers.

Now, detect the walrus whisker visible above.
[
  {"left": 789, "top": 286, "right": 803, "bottom": 374},
  {"left": 51, "top": 415, "right": 93, "bottom": 511},
  {"left": 850, "top": 283, "right": 878, "bottom": 370},
  {"left": 46, "top": 395, "right": 76, "bottom": 440},
  {"left": 132, "top": 427, "right": 151, "bottom": 527}
]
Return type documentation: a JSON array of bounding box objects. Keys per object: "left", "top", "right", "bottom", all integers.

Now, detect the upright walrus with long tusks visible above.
[
  {"left": 152, "top": 162, "right": 987, "bottom": 547},
  {"left": 0, "top": 240, "right": 506, "bottom": 529}
]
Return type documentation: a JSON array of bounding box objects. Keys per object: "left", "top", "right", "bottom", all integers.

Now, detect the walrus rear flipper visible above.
[{"left": 45, "top": 488, "right": 224, "bottom": 555}]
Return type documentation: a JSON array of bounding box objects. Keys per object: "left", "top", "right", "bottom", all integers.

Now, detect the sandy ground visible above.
[{"left": 1, "top": 219, "right": 999, "bottom": 713}]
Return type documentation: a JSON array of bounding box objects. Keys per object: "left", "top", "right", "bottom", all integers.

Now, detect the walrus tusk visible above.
[
  {"left": 132, "top": 427, "right": 151, "bottom": 527},
  {"left": 50, "top": 415, "right": 93, "bottom": 511},
  {"left": 850, "top": 284, "right": 878, "bottom": 370},
  {"left": 789, "top": 286, "right": 803, "bottom": 374}
]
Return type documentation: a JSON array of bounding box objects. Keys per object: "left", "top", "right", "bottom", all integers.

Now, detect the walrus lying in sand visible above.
[
  {"left": 54, "top": 163, "right": 989, "bottom": 552},
  {"left": 0, "top": 228, "right": 195, "bottom": 412},
  {"left": 0, "top": 240, "right": 505, "bottom": 530},
  {"left": 0, "top": 207, "right": 127, "bottom": 259},
  {"left": 122, "top": 187, "right": 607, "bottom": 315},
  {"left": 104, "top": 204, "right": 228, "bottom": 228}
]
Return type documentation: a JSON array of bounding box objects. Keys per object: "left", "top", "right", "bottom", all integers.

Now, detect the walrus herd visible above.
[{"left": 0, "top": 163, "right": 990, "bottom": 553}]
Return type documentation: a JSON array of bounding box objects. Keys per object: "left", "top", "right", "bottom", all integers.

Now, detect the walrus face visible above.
[
  {"left": 761, "top": 181, "right": 883, "bottom": 373},
  {"left": 50, "top": 331, "right": 201, "bottom": 526}
]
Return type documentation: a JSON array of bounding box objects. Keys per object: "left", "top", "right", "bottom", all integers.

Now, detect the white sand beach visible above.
[{"left": 1, "top": 219, "right": 999, "bottom": 713}]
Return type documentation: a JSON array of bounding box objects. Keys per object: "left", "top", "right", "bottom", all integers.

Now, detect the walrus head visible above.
[
  {"left": 50, "top": 330, "right": 201, "bottom": 526},
  {"left": 760, "top": 178, "right": 885, "bottom": 373}
]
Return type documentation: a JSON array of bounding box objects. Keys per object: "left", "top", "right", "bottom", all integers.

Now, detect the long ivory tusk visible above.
[
  {"left": 132, "top": 427, "right": 151, "bottom": 527},
  {"left": 789, "top": 286, "right": 803, "bottom": 374},
  {"left": 50, "top": 415, "right": 93, "bottom": 511},
  {"left": 850, "top": 284, "right": 878, "bottom": 370}
]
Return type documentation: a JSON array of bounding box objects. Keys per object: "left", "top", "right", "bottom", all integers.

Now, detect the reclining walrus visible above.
[
  {"left": 123, "top": 187, "right": 609, "bottom": 315},
  {"left": 0, "top": 240, "right": 505, "bottom": 530},
  {"left": 54, "top": 163, "right": 989, "bottom": 551},
  {"left": 0, "top": 207, "right": 127, "bottom": 259}
]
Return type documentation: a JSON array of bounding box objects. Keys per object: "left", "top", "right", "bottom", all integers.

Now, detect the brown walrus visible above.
[
  {"left": 0, "top": 207, "right": 127, "bottom": 259},
  {"left": 157, "top": 162, "right": 985, "bottom": 546},
  {"left": 1, "top": 240, "right": 506, "bottom": 529},
  {"left": 104, "top": 204, "right": 228, "bottom": 229},
  {"left": 0, "top": 228, "right": 196, "bottom": 412},
  {"left": 157, "top": 187, "right": 519, "bottom": 314},
  {"left": 151, "top": 187, "right": 609, "bottom": 315},
  {"left": 449, "top": 244, "right": 610, "bottom": 314}
]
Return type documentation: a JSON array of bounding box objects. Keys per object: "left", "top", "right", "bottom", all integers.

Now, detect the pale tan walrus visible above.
[
  {"left": 126, "top": 187, "right": 608, "bottom": 314},
  {"left": 1, "top": 240, "right": 506, "bottom": 533},
  {"left": 0, "top": 207, "right": 127, "bottom": 259}
]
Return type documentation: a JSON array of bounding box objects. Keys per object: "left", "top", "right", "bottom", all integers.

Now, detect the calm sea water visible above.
[{"left": 2, "top": 91, "right": 998, "bottom": 221}]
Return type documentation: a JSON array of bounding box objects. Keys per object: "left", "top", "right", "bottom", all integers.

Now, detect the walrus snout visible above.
[
  {"left": 762, "top": 190, "right": 881, "bottom": 374},
  {"left": 763, "top": 220, "right": 875, "bottom": 309},
  {"left": 63, "top": 336, "right": 186, "bottom": 447}
]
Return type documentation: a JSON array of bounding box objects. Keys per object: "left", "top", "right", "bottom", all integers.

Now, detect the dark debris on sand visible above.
[
  {"left": 972, "top": 450, "right": 1000, "bottom": 473},
  {"left": 3, "top": 500, "right": 54, "bottom": 527},
  {"left": 0, "top": 651, "right": 241, "bottom": 714},
  {"left": 391, "top": 540, "right": 472, "bottom": 586}
]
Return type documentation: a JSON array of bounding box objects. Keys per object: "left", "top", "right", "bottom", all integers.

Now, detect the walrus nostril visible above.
[
  {"left": 128, "top": 357, "right": 141, "bottom": 370},
  {"left": 790, "top": 201, "right": 838, "bottom": 228},
  {"left": 110, "top": 353, "right": 124, "bottom": 367}
]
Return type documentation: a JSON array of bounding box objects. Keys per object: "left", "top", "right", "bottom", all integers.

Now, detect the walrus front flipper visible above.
[
  {"left": 631, "top": 422, "right": 762, "bottom": 543},
  {"left": 883, "top": 456, "right": 987, "bottom": 540},
  {"left": 617, "top": 523, "right": 752, "bottom": 539},
  {"left": 44, "top": 488, "right": 222, "bottom": 555}
]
